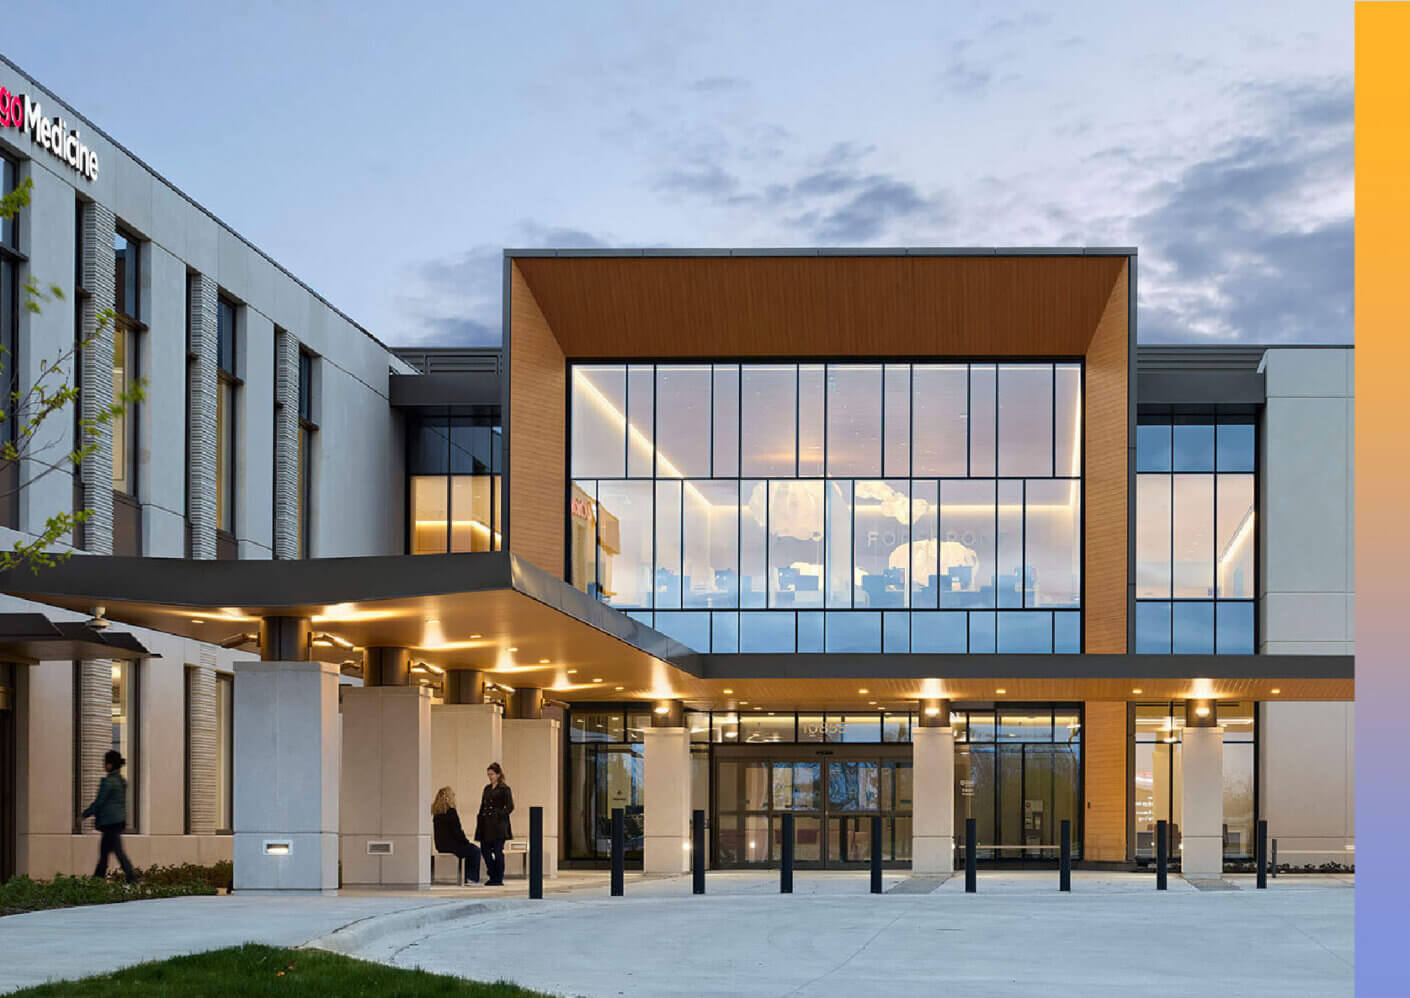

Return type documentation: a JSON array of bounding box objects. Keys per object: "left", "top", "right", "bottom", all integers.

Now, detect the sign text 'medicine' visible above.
[{"left": 0, "top": 86, "right": 100, "bottom": 182}]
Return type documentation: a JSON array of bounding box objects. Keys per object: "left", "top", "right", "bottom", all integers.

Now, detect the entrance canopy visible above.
[{"left": 1, "top": 551, "right": 1352, "bottom": 708}]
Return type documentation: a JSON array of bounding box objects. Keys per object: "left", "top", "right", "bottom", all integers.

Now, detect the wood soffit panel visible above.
[{"left": 513, "top": 255, "right": 1129, "bottom": 358}]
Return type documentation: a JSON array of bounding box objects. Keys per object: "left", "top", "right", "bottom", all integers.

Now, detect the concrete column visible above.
[
  {"left": 1180, "top": 726, "right": 1225, "bottom": 878},
  {"left": 339, "top": 685, "right": 432, "bottom": 887},
  {"left": 431, "top": 702, "right": 502, "bottom": 816},
  {"left": 502, "top": 715, "right": 562, "bottom": 877},
  {"left": 233, "top": 660, "right": 340, "bottom": 892},
  {"left": 912, "top": 725, "right": 956, "bottom": 874},
  {"left": 643, "top": 725, "right": 691, "bottom": 875}
]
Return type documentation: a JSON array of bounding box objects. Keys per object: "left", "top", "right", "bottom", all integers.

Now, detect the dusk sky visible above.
[{"left": 7, "top": 1, "right": 1351, "bottom": 347}]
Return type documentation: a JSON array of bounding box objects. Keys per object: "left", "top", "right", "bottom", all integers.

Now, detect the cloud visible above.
[
  {"left": 799, "top": 176, "right": 945, "bottom": 243},
  {"left": 688, "top": 76, "right": 749, "bottom": 94},
  {"left": 396, "top": 224, "right": 612, "bottom": 346},
  {"left": 1132, "top": 77, "right": 1352, "bottom": 343}
]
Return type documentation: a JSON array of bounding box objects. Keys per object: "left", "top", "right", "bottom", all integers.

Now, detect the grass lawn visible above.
[{"left": 7, "top": 944, "right": 552, "bottom": 997}]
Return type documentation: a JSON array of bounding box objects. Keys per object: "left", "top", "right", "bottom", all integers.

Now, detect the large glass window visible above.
[
  {"left": 215, "top": 672, "right": 233, "bottom": 833},
  {"left": 215, "top": 298, "right": 238, "bottom": 535},
  {"left": 1132, "top": 701, "right": 1256, "bottom": 863},
  {"left": 407, "top": 415, "right": 501, "bottom": 554},
  {"left": 296, "top": 350, "right": 316, "bottom": 558},
  {"left": 1135, "top": 419, "right": 1255, "bottom": 654},
  {"left": 112, "top": 661, "right": 139, "bottom": 832},
  {"left": 112, "top": 229, "right": 142, "bottom": 495},
  {"left": 569, "top": 362, "right": 1082, "bottom": 652},
  {"left": 1, "top": 158, "right": 21, "bottom": 530}
]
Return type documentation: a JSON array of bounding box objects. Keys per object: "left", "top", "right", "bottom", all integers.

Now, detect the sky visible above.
[{"left": 5, "top": 1, "right": 1352, "bottom": 347}]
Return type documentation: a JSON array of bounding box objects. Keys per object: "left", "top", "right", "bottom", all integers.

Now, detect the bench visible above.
[
  {"left": 504, "top": 840, "right": 528, "bottom": 878},
  {"left": 431, "top": 852, "right": 465, "bottom": 885}
]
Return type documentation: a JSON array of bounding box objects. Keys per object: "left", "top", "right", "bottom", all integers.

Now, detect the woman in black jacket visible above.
[
  {"left": 431, "top": 786, "right": 481, "bottom": 884},
  {"left": 475, "top": 762, "right": 514, "bottom": 886}
]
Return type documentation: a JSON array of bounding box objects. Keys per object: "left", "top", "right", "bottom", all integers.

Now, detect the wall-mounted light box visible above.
[{"left": 263, "top": 840, "right": 292, "bottom": 856}]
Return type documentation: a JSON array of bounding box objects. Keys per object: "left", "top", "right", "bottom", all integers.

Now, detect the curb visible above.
[{"left": 302, "top": 898, "right": 523, "bottom": 955}]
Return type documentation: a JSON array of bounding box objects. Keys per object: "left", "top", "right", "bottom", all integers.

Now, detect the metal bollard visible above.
[
  {"left": 1156, "top": 819, "right": 1168, "bottom": 891},
  {"left": 780, "top": 813, "right": 794, "bottom": 894},
  {"left": 692, "top": 809, "right": 706, "bottom": 895},
  {"left": 529, "top": 806, "right": 543, "bottom": 900},
  {"left": 870, "top": 815, "right": 883, "bottom": 894},
  {"left": 1256, "top": 819, "right": 1268, "bottom": 889},
  {"left": 965, "top": 817, "right": 977, "bottom": 893},
  {"left": 610, "top": 807, "right": 625, "bottom": 897},
  {"left": 1271, "top": 838, "right": 1278, "bottom": 878},
  {"left": 1059, "top": 818, "right": 1071, "bottom": 892}
]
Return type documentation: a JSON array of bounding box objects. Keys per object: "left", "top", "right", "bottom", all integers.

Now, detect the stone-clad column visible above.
[
  {"left": 75, "top": 202, "right": 116, "bottom": 823},
  {"left": 912, "top": 701, "right": 955, "bottom": 874},
  {"left": 272, "top": 330, "right": 299, "bottom": 559},
  {"left": 78, "top": 201, "right": 114, "bottom": 554},
  {"left": 186, "top": 273, "right": 218, "bottom": 560},
  {"left": 185, "top": 647, "right": 219, "bottom": 835},
  {"left": 1180, "top": 700, "right": 1224, "bottom": 878}
]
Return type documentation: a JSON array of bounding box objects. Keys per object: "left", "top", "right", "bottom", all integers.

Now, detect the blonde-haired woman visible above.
[{"left": 431, "top": 786, "right": 482, "bottom": 885}]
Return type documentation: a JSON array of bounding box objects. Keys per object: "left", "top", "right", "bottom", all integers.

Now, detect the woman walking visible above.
[
  {"left": 83, "top": 750, "right": 137, "bottom": 884},
  {"left": 431, "top": 787, "right": 482, "bottom": 884},
  {"left": 475, "top": 762, "right": 514, "bottom": 886}
]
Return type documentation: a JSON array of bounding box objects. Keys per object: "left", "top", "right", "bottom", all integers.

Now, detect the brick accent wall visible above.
[
  {"left": 184, "top": 657, "right": 217, "bottom": 835},
  {"left": 78, "top": 201, "right": 114, "bottom": 555}
]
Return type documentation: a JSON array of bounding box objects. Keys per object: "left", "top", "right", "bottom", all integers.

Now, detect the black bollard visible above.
[
  {"left": 965, "top": 817, "right": 977, "bottom": 893},
  {"left": 870, "top": 815, "right": 883, "bottom": 894},
  {"left": 529, "top": 806, "right": 543, "bottom": 900},
  {"left": 692, "top": 809, "right": 706, "bottom": 895},
  {"left": 1156, "top": 819, "right": 1168, "bottom": 891},
  {"left": 781, "top": 813, "right": 794, "bottom": 894},
  {"left": 1256, "top": 819, "right": 1268, "bottom": 889},
  {"left": 1271, "top": 838, "right": 1278, "bottom": 878},
  {"left": 610, "top": 807, "right": 625, "bottom": 897},
  {"left": 1059, "top": 818, "right": 1071, "bottom": 892}
]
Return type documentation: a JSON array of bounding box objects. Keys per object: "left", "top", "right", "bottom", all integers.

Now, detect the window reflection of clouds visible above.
[{"left": 569, "top": 361, "right": 1083, "bottom": 651}]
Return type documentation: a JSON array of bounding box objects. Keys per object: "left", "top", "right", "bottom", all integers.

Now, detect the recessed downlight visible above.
[
  {"left": 469, "top": 633, "right": 482, "bottom": 639},
  {"left": 995, "top": 688, "right": 1007, "bottom": 695},
  {"left": 1132, "top": 688, "right": 1144, "bottom": 694},
  {"left": 1270, "top": 688, "right": 1281, "bottom": 695},
  {"left": 506, "top": 647, "right": 518, "bottom": 653},
  {"left": 539, "top": 658, "right": 551, "bottom": 664},
  {"left": 722, "top": 688, "right": 734, "bottom": 695},
  {"left": 858, "top": 688, "right": 869, "bottom": 694}
]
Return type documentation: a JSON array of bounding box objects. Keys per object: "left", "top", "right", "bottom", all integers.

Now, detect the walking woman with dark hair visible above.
[
  {"left": 475, "top": 762, "right": 514, "bottom": 886},
  {"left": 83, "top": 749, "right": 137, "bottom": 884}
]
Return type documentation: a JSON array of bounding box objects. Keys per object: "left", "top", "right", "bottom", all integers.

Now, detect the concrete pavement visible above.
[
  {"left": 349, "top": 872, "right": 1354, "bottom": 997},
  {"left": 0, "top": 872, "right": 1353, "bottom": 996}
]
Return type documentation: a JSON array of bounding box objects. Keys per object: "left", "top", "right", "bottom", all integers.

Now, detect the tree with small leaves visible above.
[{"left": 1, "top": 176, "right": 146, "bottom": 572}]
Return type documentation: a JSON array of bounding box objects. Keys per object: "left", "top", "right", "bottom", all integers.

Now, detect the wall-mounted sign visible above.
[
  {"left": 570, "top": 496, "right": 595, "bottom": 521},
  {"left": 0, "top": 86, "right": 100, "bottom": 182}
]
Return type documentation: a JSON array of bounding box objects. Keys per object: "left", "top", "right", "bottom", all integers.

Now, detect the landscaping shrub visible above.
[
  {"left": 121, "top": 860, "right": 232, "bottom": 890},
  {"left": 1, "top": 873, "right": 217, "bottom": 916}
]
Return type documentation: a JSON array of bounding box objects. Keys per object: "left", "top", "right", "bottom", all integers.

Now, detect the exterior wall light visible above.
[
  {"left": 264, "top": 840, "right": 292, "bottom": 856},
  {"left": 1195, "top": 705, "right": 1211, "bottom": 717},
  {"left": 924, "top": 706, "right": 941, "bottom": 717}
]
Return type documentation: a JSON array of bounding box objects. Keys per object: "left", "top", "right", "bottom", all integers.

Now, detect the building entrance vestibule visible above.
[{"left": 713, "top": 745, "right": 913, "bottom": 869}]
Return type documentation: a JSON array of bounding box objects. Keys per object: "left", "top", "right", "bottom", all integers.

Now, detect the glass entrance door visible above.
[{"left": 715, "top": 747, "right": 911, "bottom": 868}]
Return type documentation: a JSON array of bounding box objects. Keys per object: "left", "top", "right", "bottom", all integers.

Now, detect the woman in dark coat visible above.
[
  {"left": 83, "top": 750, "right": 137, "bottom": 884},
  {"left": 475, "top": 762, "right": 514, "bottom": 886},
  {"left": 431, "top": 786, "right": 481, "bottom": 884}
]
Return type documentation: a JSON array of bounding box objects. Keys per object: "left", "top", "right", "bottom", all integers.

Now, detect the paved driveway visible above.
[{"left": 352, "top": 873, "right": 1353, "bottom": 998}]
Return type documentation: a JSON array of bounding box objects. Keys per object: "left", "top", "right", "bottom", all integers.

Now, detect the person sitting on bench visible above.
[{"left": 432, "top": 786, "right": 482, "bottom": 885}]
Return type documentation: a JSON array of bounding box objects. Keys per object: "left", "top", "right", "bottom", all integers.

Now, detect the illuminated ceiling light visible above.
[
  {"left": 539, "top": 658, "right": 551, "bottom": 664},
  {"left": 615, "top": 686, "right": 625, "bottom": 691},
  {"left": 722, "top": 688, "right": 734, "bottom": 695},
  {"left": 868, "top": 700, "right": 878, "bottom": 706},
  {"left": 1132, "top": 688, "right": 1143, "bottom": 695},
  {"left": 1270, "top": 688, "right": 1281, "bottom": 695},
  {"left": 995, "top": 688, "right": 1007, "bottom": 695},
  {"left": 470, "top": 633, "right": 482, "bottom": 639},
  {"left": 752, "top": 706, "right": 762, "bottom": 711},
  {"left": 506, "top": 647, "right": 518, "bottom": 653},
  {"left": 425, "top": 618, "right": 440, "bottom": 625},
  {"left": 191, "top": 618, "right": 205, "bottom": 625},
  {"left": 739, "top": 700, "right": 750, "bottom": 705},
  {"left": 858, "top": 688, "right": 869, "bottom": 694},
  {"left": 592, "top": 678, "right": 603, "bottom": 683}
]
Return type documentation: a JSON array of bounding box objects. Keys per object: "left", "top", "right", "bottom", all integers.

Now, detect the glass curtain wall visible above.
[
  {"left": 566, "top": 708, "right": 712, "bottom": 862},
  {"left": 1131, "top": 701, "right": 1256, "bottom": 863},
  {"left": 1135, "top": 419, "right": 1256, "bottom": 653},
  {"left": 570, "top": 362, "right": 1083, "bottom": 652},
  {"left": 408, "top": 415, "right": 502, "bottom": 553}
]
